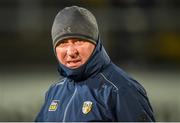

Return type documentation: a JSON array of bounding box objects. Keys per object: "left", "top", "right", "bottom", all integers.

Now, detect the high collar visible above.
[{"left": 57, "top": 39, "right": 110, "bottom": 82}]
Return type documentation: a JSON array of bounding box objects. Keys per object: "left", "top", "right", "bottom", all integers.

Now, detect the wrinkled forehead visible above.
[{"left": 55, "top": 37, "right": 96, "bottom": 47}]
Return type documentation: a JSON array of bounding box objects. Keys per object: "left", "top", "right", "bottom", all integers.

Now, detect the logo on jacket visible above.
[
  {"left": 49, "top": 100, "right": 59, "bottom": 111},
  {"left": 82, "top": 101, "right": 93, "bottom": 114}
]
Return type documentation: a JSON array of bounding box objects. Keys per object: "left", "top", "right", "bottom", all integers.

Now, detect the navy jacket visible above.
[{"left": 35, "top": 40, "right": 155, "bottom": 122}]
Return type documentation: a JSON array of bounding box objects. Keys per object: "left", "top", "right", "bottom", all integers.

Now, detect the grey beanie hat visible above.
[{"left": 52, "top": 6, "right": 99, "bottom": 49}]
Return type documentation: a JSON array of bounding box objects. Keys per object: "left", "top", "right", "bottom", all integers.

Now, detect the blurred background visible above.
[{"left": 0, "top": 0, "right": 180, "bottom": 121}]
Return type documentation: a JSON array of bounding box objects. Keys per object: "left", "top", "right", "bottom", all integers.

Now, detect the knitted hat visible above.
[{"left": 51, "top": 6, "right": 99, "bottom": 49}]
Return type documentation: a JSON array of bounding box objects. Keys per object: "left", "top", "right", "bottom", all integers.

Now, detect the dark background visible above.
[{"left": 0, "top": 0, "right": 180, "bottom": 121}]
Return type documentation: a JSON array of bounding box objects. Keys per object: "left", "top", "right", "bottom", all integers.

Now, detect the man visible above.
[{"left": 35, "top": 6, "right": 155, "bottom": 122}]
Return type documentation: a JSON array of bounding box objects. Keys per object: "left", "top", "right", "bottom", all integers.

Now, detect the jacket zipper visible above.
[{"left": 62, "top": 87, "right": 77, "bottom": 122}]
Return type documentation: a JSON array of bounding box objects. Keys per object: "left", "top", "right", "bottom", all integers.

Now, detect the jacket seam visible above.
[
  {"left": 56, "top": 78, "right": 67, "bottom": 86},
  {"left": 62, "top": 87, "right": 77, "bottom": 122},
  {"left": 100, "top": 73, "right": 118, "bottom": 91}
]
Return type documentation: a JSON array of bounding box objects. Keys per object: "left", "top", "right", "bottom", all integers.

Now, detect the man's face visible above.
[{"left": 56, "top": 38, "right": 95, "bottom": 69}]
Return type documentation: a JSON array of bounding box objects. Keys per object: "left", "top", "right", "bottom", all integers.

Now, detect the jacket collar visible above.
[{"left": 57, "top": 39, "right": 110, "bottom": 82}]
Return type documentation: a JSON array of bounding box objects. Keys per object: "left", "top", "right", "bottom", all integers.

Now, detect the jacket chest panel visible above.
[
  {"left": 61, "top": 85, "right": 112, "bottom": 121},
  {"left": 45, "top": 84, "right": 76, "bottom": 121}
]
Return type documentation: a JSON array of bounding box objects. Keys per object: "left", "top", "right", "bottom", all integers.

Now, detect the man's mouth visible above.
[{"left": 66, "top": 59, "right": 82, "bottom": 68}]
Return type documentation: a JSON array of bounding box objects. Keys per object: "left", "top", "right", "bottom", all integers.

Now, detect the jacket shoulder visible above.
[
  {"left": 50, "top": 78, "right": 66, "bottom": 88},
  {"left": 100, "top": 63, "right": 147, "bottom": 95},
  {"left": 46, "top": 78, "right": 67, "bottom": 96}
]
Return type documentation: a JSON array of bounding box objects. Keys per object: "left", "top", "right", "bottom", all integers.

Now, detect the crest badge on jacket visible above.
[
  {"left": 48, "top": 100, "right": 59, "bottom": 111},
  {"left": 82, "top": 101, "right": 93, "bottom": 114}
]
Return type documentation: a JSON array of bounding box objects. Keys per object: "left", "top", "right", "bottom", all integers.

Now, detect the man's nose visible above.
[{"left": 67, "top": 45, "right": 78, "bottom": 57}]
